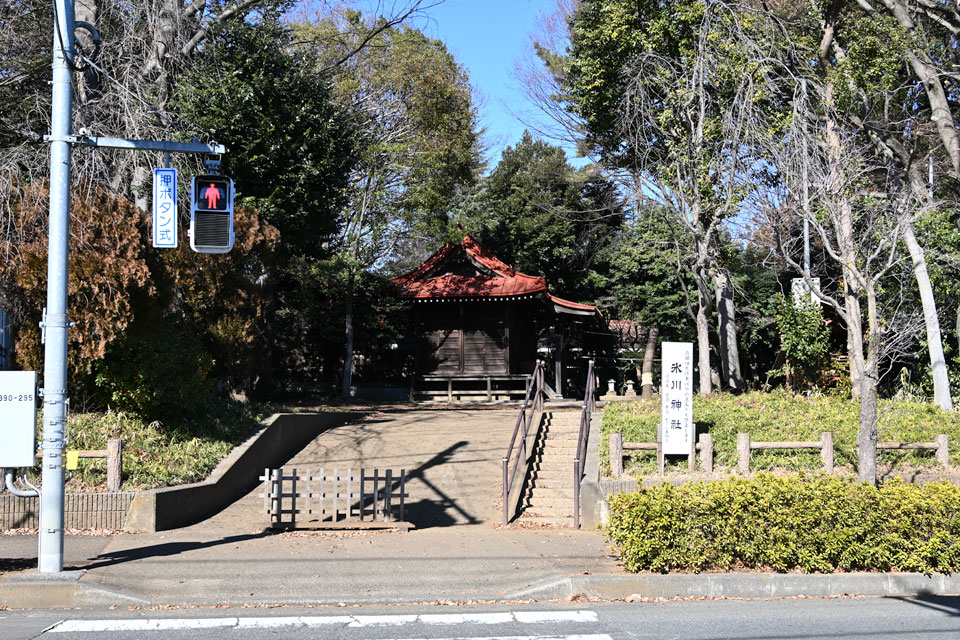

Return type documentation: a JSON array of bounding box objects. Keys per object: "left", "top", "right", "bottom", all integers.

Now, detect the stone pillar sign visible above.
[{"left": 659, "top": 342, "right": 693, "bottom": 455}]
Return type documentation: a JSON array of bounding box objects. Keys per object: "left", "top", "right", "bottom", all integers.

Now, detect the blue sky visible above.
[
  {"left": 411, "top": 0, "right": 553, "bottom": 166},
  {"left": 403, "top": 0, "right": 565, "bottom": 168}
]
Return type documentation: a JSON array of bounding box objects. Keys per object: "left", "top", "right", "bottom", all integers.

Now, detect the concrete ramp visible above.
[{"left": 200, "top": 409, "right": 519, "bottom": 532}]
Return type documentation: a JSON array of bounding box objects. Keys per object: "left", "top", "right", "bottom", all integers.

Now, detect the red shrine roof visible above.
[{"left": 395, "top": 235, "right": 600, "bottom": 316}]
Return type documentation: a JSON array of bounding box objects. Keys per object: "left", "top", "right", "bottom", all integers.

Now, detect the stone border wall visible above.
[{"left": 0, "top": 492, "right": 135, "bottom": 530}]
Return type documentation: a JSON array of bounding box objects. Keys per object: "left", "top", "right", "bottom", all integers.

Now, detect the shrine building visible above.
[{"left": 394, "top": 235, "right": 601, "bottom": 401}]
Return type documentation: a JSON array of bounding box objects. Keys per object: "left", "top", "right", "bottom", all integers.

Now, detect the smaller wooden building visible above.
[{"left": 395, "top": 235, "right": 600, "bottom": 400}]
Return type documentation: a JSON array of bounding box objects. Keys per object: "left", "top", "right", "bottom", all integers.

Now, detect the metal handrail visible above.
[
  {"left": 573, "top": 359, "right": 596, "bottom": 529},
  {"left": 501, "top": 360, "right": 545, "bottom": 526}
]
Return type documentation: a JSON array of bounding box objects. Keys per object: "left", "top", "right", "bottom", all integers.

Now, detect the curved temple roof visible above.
[{"left": 395, "top": 235, "right": 600, "bottom": 317}]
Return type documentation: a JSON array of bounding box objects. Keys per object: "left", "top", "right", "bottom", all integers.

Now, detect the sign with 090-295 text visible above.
[
  {"left": 659, "top": 342, "right": 694, "bottom": 455},
  {"left": 0, "top": 371, "right": 38, "bottom": 468}
]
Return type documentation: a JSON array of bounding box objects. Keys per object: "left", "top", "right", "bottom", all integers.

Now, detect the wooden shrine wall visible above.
[{"left": 415, "top": 302, "right": 512, "bottom": 375}]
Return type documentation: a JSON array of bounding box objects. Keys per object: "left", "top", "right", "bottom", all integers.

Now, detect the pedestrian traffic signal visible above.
[{"left": 190, "top": 174, "right": 234, "bottom": 253}]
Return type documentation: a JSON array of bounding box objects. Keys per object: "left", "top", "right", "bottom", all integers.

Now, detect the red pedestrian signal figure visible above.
[
  {"left": 202, "top": 183, "right": 223, "bottom": 209},
  {"left": 190, "top": 174, "right": 234, "bottom": 253}
]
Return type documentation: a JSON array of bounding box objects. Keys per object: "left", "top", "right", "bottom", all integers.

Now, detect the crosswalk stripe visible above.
[{"left": 47, "top": 610, "right": 601, "bottom": 633}]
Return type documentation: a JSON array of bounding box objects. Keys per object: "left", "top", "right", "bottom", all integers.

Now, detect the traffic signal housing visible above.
[{"left": 190, "top": 174, "right": 234, "bottom": 253}]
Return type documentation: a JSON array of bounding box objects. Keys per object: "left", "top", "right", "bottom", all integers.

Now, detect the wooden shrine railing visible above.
[
  {"left": 573, "top": 359, "right": 596, "bottom": 529},
  {"left": 502, "top": 360, "right": 545, "bottom": 525},
  {"left": 260, "top": 468, "right": 408, "bottom": 529}
]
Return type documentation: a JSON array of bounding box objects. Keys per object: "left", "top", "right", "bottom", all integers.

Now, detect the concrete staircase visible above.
[{"left": 517, "top": 411, "right": 582, "bottom": 527}]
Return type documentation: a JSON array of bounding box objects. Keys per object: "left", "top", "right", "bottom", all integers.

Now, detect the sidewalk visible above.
[{"left": 0, "top": 524, "right": 620, "bottom": 608}]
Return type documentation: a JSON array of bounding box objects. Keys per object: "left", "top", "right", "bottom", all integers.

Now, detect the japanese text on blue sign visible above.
[{"left": 153, "top": 168, "right": 178, "bottom": 248}]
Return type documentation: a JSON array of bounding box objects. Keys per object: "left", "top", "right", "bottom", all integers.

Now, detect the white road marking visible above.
[
  {"left": 236, "top": 616, "right": 354, "bottom": 628},
  {"left": 514, "top": 611, "right": 599, "bottom": 624},
  {"left": 46, "top": 610, "right": 601, "bottom": 633},
  {"left": 50, "top": 618, "right": 238, "bottom": 632},
  {"left": 419, "top": 612, "right": 516, "bottom": 625},
  {"left": 391, "top": 637, "right": 611, "bottom": 640},
  {"left": 346, "top": 614, "right": 421, "bottom": 627}
]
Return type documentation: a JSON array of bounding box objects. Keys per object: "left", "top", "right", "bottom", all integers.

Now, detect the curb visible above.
[
  {"left": 6, "top": 569, "right": 960, "bottom": 610},
  {"left": 507, "top": 572, "right": 960, "bottom": 600}
]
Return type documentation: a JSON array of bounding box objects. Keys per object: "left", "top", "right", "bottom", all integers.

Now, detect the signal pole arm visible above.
[{"left": 51, "top": 135, "right": 226, "bottom": 155}]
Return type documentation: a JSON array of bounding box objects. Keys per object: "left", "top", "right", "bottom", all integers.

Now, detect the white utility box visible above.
[{"left": 0, "top": 371, "right": 38, "bottom": 468}]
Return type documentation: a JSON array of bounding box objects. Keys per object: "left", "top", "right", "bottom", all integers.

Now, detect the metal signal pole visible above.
[
  {"left": 801, "top": 79, "right": 810, "bottom": 276},
  {"left": 36, "top": 0, "right": 225, "bottom": 574},
  {"left": 39, "top": 0, "right": 76, "bottom": 572}
]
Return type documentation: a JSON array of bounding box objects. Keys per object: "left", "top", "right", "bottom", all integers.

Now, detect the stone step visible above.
[
  {"left": 521, "top": 505, "right": 574, "bottom": 519},
  {"left": 527, "top": 477, "right": 572, "bottom": 491},
  {"left": 530, "top": 460, "right": 574, "bottom": 470},
  {"left": 523, "top": 493, "right": 574, "bottom": 505},
  {"left": 527, "top": 471, "right": 569, "bottom": 483},
  {"left": 515, "top": 515, "right": 575, "bottom": 528},
  {"left": 540, "top": 445, "right": 579, "bottom": 455},
  {"left": 527, "top": 489, "right": 576, "bottom": 502},
  {"left": 545, "top": 419, "right": 582, "bottom": 429},
  {"left": 541, "top": 431, "right": 581, "bottom": 440},
  {"left": 540, "top": 424, "right": 580, "bottom": 432}
]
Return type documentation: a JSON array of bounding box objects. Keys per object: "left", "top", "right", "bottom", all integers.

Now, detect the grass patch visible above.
[
  {"left": 31, "top": 398, "right": 285, "bottom": 491},
  {"left": 601, "top": 390, "right": 960, "bottom": 477}
]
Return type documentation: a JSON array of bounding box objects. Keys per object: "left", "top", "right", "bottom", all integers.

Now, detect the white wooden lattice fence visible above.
[{"left": 259, "top": 468, "right": 408, "bottom": 529}]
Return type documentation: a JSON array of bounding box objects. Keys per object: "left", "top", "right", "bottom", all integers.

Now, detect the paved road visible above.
[{"left": 3, "top": 598, "right": 960, "bottom": 640}]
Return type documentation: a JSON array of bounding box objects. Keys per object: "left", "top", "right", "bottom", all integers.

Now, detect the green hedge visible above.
[
  {"left": 601, "top": 390, "right": 960, "bottom": 475},
  {"left": 607, "top": 474, "right": 960, "bottom": 573}
]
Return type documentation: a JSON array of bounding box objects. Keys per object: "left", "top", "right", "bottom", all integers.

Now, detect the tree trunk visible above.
[
  {"left": 713, "top": 270, "right": 742, "bottom": 392},
  {"left": 857, "top": 283, "right": 881, "bottom": 485},
  {"left": 696, "top": 291, "right": 712, "bottom": 395},
  {"left": 857, "top": 365, "right": 879, "bottom": 485},
  {"left": 826, "top": 101, "right": 863, "bottom": 397},
  {"left": 143, "top": 0, "right": 181, "bottom": 105},
  {"left": 844, "top": 289, "right": 863, "bottom": 398},
  {"left": 75, "top": 0, "right": 100, "bottom": 113},
  {"left": 340, "top": 270, "right": 355, "bottom": 400},
  {"left": 641, "top": 326, "right": 658, "bottom": 400},
  {"left": 902, "top": 221, "right": 953, "bottom": 410}
]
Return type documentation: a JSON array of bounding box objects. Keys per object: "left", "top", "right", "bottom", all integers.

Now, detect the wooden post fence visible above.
[
  {"left": 738, "top": 433, "right": 949, "bottom": 473},
  {"left": 260, "top": 468, "right": 409, "bottom": 530},
  {"left": 37, "top": 437, "right": 123, "bottom": 491},
  {"left": 738, "top": 432, "right": 834, "bottom": 474},
  {"left": 610, "top": 432, "right": 713, "bottom": 477},
  {"left": 878, "top": 435, "right": 950, "bottom": 467}
]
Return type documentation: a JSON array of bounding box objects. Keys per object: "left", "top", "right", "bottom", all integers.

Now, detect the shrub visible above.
[
  {"left": 94, "top": 323, "right": 214, "bottom": 419},
  {"left": 771, "top": 294, "right": 830, "bottom": 389},
  {"left": 607, "top": 474, "right": 960, "bottom": 573},
  {"left": 37, "top": 398, "right": 275, "bottom": 490},
  {"left": 600, "top": 391, "right": 960, "bottom": 476}
]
